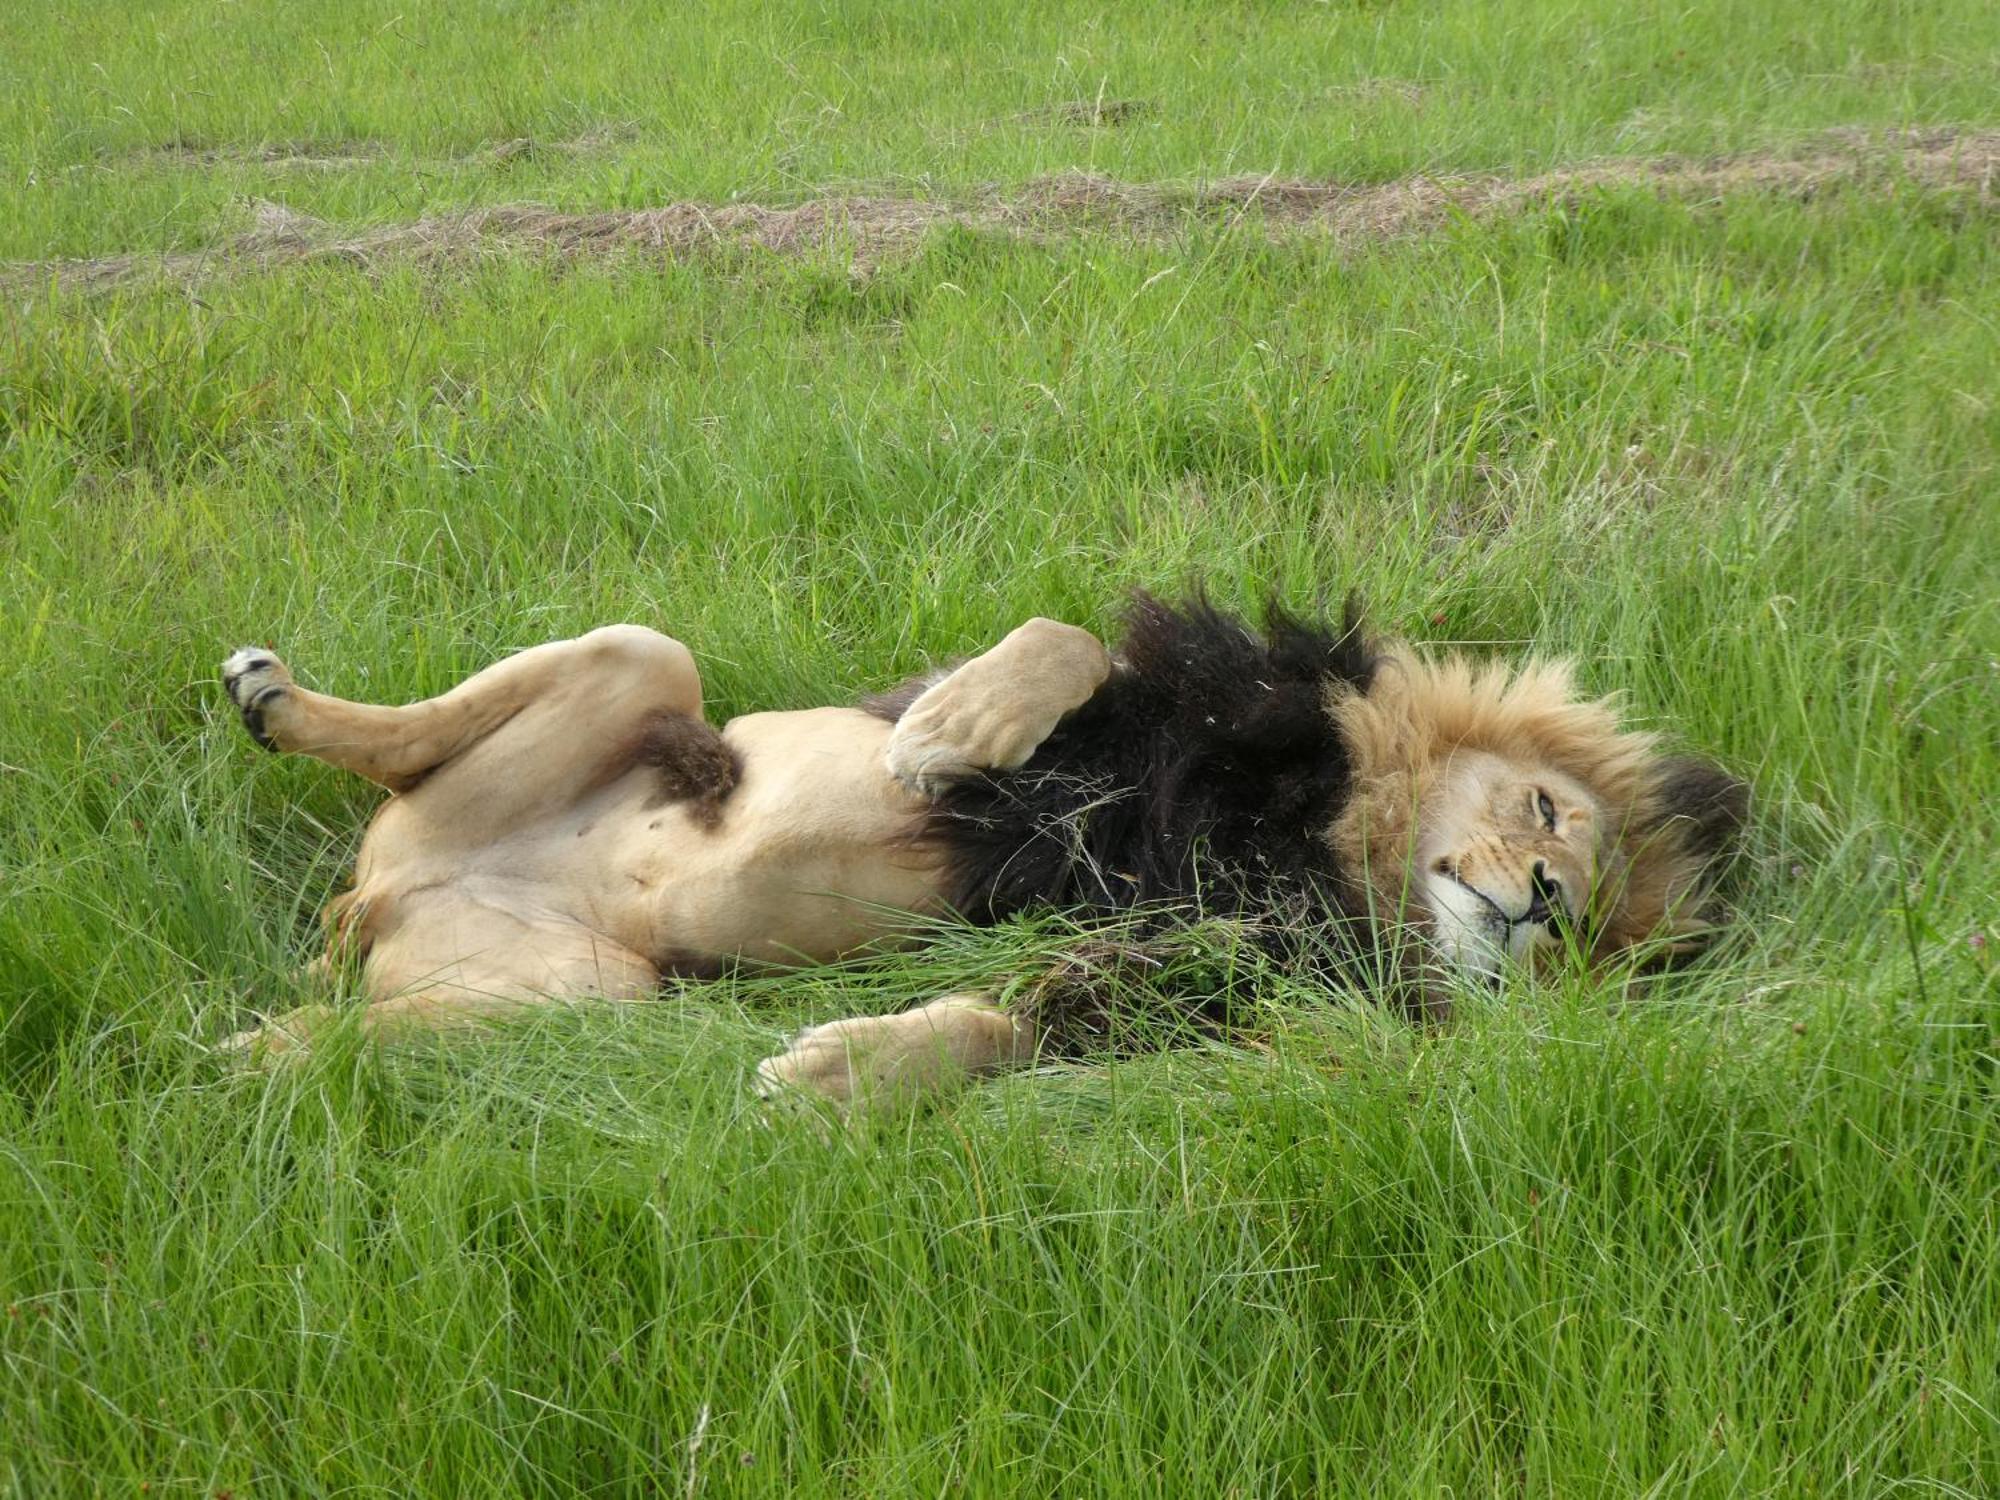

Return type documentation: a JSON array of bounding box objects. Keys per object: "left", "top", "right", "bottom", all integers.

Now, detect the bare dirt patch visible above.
[
  {"left": 112, "top": 139, "right": 390, "bottom": 172},
  {"left": 101, "top": 126, "right": 639, "bottom": 175},
  {"left": 14, "top": 128, "right": 1995, "bottom": 293}
]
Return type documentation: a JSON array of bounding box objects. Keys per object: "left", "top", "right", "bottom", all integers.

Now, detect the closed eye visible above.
[{"left": 1535, "top": 790, "right": 1557, "bottom": 831}]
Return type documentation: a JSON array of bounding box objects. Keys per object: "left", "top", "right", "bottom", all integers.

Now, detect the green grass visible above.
[
  {"left": 4, "top": 0, "right": 1997, "bottom": 259},
  {"left": 3, "top": 1, "right": 1999, "bottom": 1495}
]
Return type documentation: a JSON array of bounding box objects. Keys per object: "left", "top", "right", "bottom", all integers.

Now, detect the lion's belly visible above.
[{"left": 608, "top": 706, "right": 948, "bottom": 967}]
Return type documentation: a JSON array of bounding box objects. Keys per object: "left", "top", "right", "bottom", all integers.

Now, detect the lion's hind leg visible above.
[
  {"left": 218, "top": 900, "right": 662, "bottom": 1061},
  {"left": 221, "top": 625, "right": 703, "bottom": 796}
]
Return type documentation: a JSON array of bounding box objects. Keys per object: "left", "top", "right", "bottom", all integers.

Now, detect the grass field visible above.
[{"left": 4, "top": 0, "right": 1999, "bottom": 1494}]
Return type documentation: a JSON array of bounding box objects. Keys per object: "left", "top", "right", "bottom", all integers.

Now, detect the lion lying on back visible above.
[{"left": 218, "top": 595, "right": 1747, "bottom": 1102}]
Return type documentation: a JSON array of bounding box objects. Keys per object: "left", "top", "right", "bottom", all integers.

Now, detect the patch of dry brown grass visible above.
[{"left": 11, "top": 127, "right": 1994, "bottom": 292}]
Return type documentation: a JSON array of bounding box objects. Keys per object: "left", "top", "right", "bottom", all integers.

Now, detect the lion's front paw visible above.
[
  {"left": 883, "top": 619, "right": 1108, "bottom": 795},
  {"left": 754, "top": 997, "right": 1031, "bottom": 1107},
  {"left": 221, "top": 648, "right": 297, "bottom": 751},
  {"left": 885, "top": 687, "right": 1049, "bottom": 795},
  {"left": 755, "top": 1018, "right": 880, "bottom": 1104}
]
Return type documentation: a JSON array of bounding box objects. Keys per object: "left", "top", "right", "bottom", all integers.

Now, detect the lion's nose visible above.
[{"left": 1523, "top": 861, "right": 1563, "bottom": 926}]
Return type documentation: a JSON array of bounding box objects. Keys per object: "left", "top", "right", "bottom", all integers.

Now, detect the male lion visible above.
[{"left": 218, "top": 596, "right": 1746, "bottom": 1101}]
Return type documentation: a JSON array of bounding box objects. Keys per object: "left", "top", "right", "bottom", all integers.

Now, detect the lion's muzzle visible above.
[{"left": 1424, "top": 837, "right": 1588, "bottom": 978}]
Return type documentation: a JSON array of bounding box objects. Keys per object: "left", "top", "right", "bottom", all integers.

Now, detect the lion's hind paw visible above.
[{"left": 221, "top": 648, "right": 295, "bottom": 750}]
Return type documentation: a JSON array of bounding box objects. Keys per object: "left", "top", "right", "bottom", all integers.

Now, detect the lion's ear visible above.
[
  {"left": 1646, "top": 756, "right": 1750, "bottom": 867},
  {"left": 1596, "top": 756, "right": 1749, "bottom": 961}
]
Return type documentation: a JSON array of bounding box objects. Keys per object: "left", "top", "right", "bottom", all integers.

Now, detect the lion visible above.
[{"left": 217, "top": 595, "right": 1747, "bottom": 1102}]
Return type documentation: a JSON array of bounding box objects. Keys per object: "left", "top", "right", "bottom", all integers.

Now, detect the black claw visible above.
[
  {"left": 224, "top": 652, "right": 276, "bottom": 702},
  {"left": 242, "top": 711, "right": 278, "bottom": 750}
]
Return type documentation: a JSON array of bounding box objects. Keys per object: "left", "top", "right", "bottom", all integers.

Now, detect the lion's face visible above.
[
  {"left": 1417, "top": 750, "right": 1613, "bottom": 977},
  {"left": 1327, "top": 652, "right": 1747, "bottom": 987}
]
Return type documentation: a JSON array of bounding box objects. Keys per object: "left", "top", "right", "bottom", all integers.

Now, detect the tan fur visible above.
[{"left": 886, "top": 617, "right": 1112, "bottom": 792}]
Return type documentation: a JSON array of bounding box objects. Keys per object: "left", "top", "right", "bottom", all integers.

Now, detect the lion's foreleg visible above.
[
  {"left": 754, "top": 994, "right": 1037, "bottom": 1106},
  {"left": 885, "top": 618, "right": 1110, "bottom": 794}
]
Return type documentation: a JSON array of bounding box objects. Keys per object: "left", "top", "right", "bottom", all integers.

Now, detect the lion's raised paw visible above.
[{"left": 221, "top": 648, "right": 295, "bottom": 750}]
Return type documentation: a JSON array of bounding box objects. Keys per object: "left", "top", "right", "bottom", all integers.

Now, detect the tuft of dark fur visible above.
[
  {"left": 1646, "top": 756, "right": 1751, "bottom": 864},
  {"left": 859, "top": 666, "right": 953, "bottom": 724},
  {"left": 1009, "top": 917, "right": 1318, "bottom": 1058},
  {"left": 1635, "top": 754, "right": 1752, "bottom": 949},
  {"left": 873, "top": 594, "right": 1381, "bottom": 929},
  {"left": 630, "top": 711, "right": 741, "bottom": 827}
]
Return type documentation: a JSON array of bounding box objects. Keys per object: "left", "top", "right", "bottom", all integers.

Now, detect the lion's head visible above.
[{"left": 1328, "top": 652, "right": 1748, "bottom": 982}]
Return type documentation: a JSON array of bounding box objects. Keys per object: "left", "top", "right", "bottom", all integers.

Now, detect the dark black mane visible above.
[{"left": 869, "top": 594, "right": 1380, "bottom": 927}]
